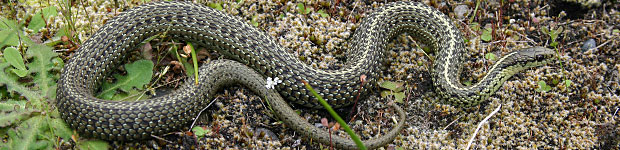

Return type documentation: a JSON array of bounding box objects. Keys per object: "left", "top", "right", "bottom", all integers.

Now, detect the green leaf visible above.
[
  {"left": 10, "top": 69, "right": 28, "bottom": 77},
  {"left": 393, "top": 92, "right": 405, "bottom": 103},
  {"left": 317, "top": 9, "right": 329, "bottom": 17},
  {"left": 53, "top": 26, "right": 69, "bottom": 38},
  {"left": 0, "top": 62, "right": 40, "bottom": 101},
  {"left": 8, "top": 116, "right": 44, "bottom": 150},
  {"left": 481, "top": 27, "right": 492, "bottom": 42},
  {"left": 78, "top": 140, "right": 109, "bottom": 150},
  {"left": 208, "top": 2, "right": 223, "bottom": 11},
  {"left": 563, "top": 80, "right": 572, "bottom": 87},
  {"left": 41, "top": 6, "right": 58, "bottom": 19},
  {"left": 192, "top": 126, "right": 210, "bottom": 138},
  {"left": 379, "top": 81, "right": 404, "bottom": 92},
  {"left": 28, "top": 6, "right": 58, "bottom": 33},
  {"left": 98, "top": 60, "right": 153, "bottom": 99},
  {"left": 484, "top": 53, "right": 496, "bottom": 61},
  {"left": 535, "top": 81, "right": 552, "bottom": 92},
  {"left": 26, "top": 44, "right": 59, "bottom": 100},
  {"left": 613, "top": 29, "right": 619, "bottom": 33},
  {"left": 550, "top": 41, "right": 558, "bottom": 47},
  {"left": 49, "top": 118, "right": 73, "bottom": 140},
  {"left": 297, "top": 3, "right": 305, "bottom": 14},
  {"left": 380, "top": 90, "right": 390, "bottom": 98},
  {"left": 27, "top": 13, "right": 45, "bottom": 33},
  {"left": 541, "top": 26, "right": 549, "bottom": 35},
  {"left": 469, "top": 22, "right": 480, "bottom": 32},
  {"left": 4, "top": 47, "right": 26, "bottom": 71},
  {"left": 0, "top": 100, "right": 26, "bottom": 111},
  {"left": 297, "top": 3, "right": 311, "bottom": 14},
  {"left": 0, "top": 18, "right": 20, "bottom": 47},
  {"left": 463, "top": 81, "right": 472, "bottom": 86},
  {"left": 250, "top": 15, "right": 259, "bottom": 27},
  {"left": 0, "top": 110, "right": 34, "bottom": 128}
]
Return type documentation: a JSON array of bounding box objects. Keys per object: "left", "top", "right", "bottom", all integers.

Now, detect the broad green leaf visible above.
[
  {"left": 41, "top": 6, "right": 58, "bottom": 19},
  {"left": 481, "top": 27, "right": 492, "bottom": 42},
  {"left": 3, "top": 47, "right": 26, "bottom": 70},
  {"left": 48, "top": 118, "right": 73, "bottom": 140},
  {"left": 30, "top": 141, "right": 49, "bottom": 150},
  {"left": 297, "top": 3, "right": 305, "bottom": 14},
  {"left": 98, "top": 60, "right": 153, "bottom": 99},
  {"left": 8, "top": 116, "right": 44, "bottom": 150},
  {"left": 0, "top": 30, "right": 19, "bottom": 47},
  {"left": 26, "top": 44, "right": 59, "bottom": 100},
  {"left": 463, "top": 81, "right": 472, "bottom": 86},
  {"left": 78, "top": 140, "right": 109, "bottom": 150},
  {"left": 208, "top": 2, "right": 223, "bottom": 11},
  {"left": 564, "top": 80, "right": 572, "bottom": 87},
  {"left": 0, "top": 110, "right": 34, "bottom": 127},
  {"left": 0, "top": 62, "right": 40, "bottom": 100},
  {"left": 0, "top": 100, "right": 26, "bottom": 111},
  {"left": 28, "top": 6, "right": 58, "bottom": 33},
  {"left": 317, "top": 9, "right": 329, "bottom": 17},
  {"left": 297, "top": 3, "right": 311, "bottom": 14},
  {"left": 27, "top": 13, "right": 45, "bottom": 33},
  {"left": 192, "top": 126, "right": 210, "bottom": 138},
  {"left": 10, "top": 69, "right": 28, "bottom": 77},
  {"left": 380, "top": 90, "right": 390, "bottom": 98},
  {"left": 53, "top": 26, "right": 69, "bottom": 38},
  {"left": 379, "top": 81, "right": 404, "bottom": 92},
  {"left": 485, "top": 53, "right": 496, "bottom": 61},
  {"left": 0, "top": 18, "right": 20, "bottom": 47},
  {"left": 393, "top": 92, "right": 405, "bottom": 103},
  {"left": 535, "top": 81, "right": 552, "bottom": 92}
]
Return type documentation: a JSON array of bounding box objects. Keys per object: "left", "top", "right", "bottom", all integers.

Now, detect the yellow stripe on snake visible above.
[{"left": 56, "top": 1, "right": 554, "bottom": 149}]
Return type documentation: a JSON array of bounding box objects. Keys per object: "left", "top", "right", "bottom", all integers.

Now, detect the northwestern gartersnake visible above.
[{"left": 56, "top": 1, "right": 554, "bottom": 149}]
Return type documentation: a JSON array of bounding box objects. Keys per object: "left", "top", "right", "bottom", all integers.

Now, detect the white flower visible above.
[{"left": 265, "top": 77, "right": 282, "bottom": 89}]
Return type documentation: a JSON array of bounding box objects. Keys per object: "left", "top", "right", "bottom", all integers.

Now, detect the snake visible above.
[{"left": 56, "top": 1, "right": 554, "bottom": 149}]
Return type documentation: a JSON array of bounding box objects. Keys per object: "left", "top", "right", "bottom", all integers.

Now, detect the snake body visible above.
[{"left": 56, "top": 1, "right": 554, "bottom": 149}]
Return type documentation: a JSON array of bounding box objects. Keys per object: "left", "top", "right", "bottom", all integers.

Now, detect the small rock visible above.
[
  {"left": 581, "top": 38, "right": 596, "bottom": 52},
  {"left": 254, "top": 127, "right": 279, "bottom": 141},
  {"left": 454, "top": 5, "right": 470, "bottom": 19}
]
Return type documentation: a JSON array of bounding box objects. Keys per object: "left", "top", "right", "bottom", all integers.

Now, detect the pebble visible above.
[
  {"left": 454, "top": 5, "right": 470, "bottom": 19},
  {"left": 581, "top": 38, "right": 597, "bottom": 52}
]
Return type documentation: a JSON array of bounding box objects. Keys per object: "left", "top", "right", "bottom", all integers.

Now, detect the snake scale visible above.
[{"left": 56, "top": 1, "right": 554, "bottom": 149}]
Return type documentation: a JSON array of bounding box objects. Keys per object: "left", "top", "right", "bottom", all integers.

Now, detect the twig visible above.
[
  {"left": 512, "top": 31, "right": 537, "bottom": 45},
  {"left": 189, "top": 97, "right": 219, "bottom": 130},
  {"left": 613, "top": 107, "right": 619, "bottom": 120},
  {"left": 443, "top": 116, "right": 462, "bottom": 130},
  {"left": 151, "top": 134, "right": 174, "bottom": 144},
  {"left": 466, "top": 104, "right": 502, "bottom": 149}
]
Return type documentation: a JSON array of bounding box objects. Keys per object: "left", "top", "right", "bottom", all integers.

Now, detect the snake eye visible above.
[{"left": 536, "top": 54, "right": 547, "bottom": 61}]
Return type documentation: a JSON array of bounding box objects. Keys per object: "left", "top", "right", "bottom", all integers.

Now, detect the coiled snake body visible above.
[{"left": 56, "top": 1, "right": 553, "bottom": 149}]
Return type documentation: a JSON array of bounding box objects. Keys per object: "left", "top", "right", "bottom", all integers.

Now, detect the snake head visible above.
[{"left": 514, "top": 46, "right": 556, "bottom": 66}]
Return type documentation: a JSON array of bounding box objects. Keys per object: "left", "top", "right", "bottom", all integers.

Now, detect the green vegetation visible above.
[
  {"left": 379, "top": 81, "right": 406, "bottom": 103},
  {"left": 541, "top": 26, "right": 572, "bottom": 89}
]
